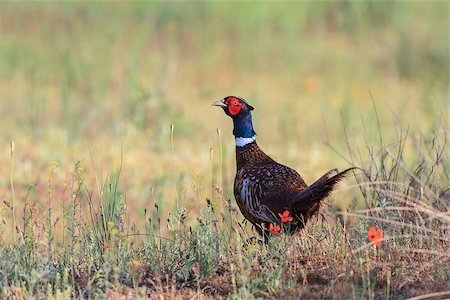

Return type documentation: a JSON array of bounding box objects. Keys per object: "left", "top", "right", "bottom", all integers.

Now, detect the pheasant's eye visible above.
[{"left": 227, "top": 97, "right": 243, "bottom": 115}]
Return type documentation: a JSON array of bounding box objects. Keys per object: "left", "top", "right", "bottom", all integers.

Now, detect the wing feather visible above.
[{"left": 238, "top": 176, "right": 278, "bottom": 224}]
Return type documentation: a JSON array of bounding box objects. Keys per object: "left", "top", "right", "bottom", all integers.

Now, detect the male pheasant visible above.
[{"left": 213, "top": 95, "right": 354, "bottom": 236}]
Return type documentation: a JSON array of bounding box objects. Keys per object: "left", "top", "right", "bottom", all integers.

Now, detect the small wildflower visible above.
[
  {"left": 278, "top": 210, "right": 293, "bottom": 223},
  {"left": 368, "top": 226, "right": 383, "bottom": 246},
  {"left": 50, "top": 160, "right": 59, "bottom": 168},
  {"left": 269, "top": 223, "right": 281, "bottom": 234},
  {"left": 2, "top": 200, "right": 12, "bottom": 210},
  {"left": 107, "top": 221, "right": 114, "bottom": 229},
  {"left": 102, "top": 244, "right": 110, "bottom": 249},
  {"left": 75, "top": 161, "right": 84, "bottom": 174},
  {"left": 111, "top": 228, "right": 119, "bottom": 236}
]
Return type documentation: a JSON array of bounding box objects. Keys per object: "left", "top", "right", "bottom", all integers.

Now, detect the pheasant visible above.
[{"left": 213, "top": 95, "right": 354, "bottom": 236}]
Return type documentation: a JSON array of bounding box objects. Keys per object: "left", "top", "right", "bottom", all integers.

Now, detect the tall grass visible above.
[{"left": 0, "top": 121, "right": 448, "bottom": 299}]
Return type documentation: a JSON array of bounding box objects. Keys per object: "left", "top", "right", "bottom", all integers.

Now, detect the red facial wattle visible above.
[
  {"left": 228, "top": 105, "right": 242, "bottom": 115},
  {"left": 226, "top": 97, "right": 244, "bottom": 116}
]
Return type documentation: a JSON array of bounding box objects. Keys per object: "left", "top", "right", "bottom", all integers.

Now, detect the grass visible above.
[
  {"left": 1, "top": 134, "right": 448, "bottom": 298},
  {"left": 0, "top": 2, "right": 448, "bottom": 299}
]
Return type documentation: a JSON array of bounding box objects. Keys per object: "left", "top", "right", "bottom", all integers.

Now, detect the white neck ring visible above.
[{"left": 235, "top": 135, "right": 256, "bottom": 147}]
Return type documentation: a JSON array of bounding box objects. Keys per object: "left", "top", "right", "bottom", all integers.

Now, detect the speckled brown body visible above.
[{"left": 234, "top": 141, "right": 353, "bottom": 235}]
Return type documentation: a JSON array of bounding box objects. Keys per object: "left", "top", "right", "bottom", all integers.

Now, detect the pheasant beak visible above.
[{"left": 212, "top": 99, "right": 227, "bottom": 108}]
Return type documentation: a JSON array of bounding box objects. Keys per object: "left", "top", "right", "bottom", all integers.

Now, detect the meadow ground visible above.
[{"left": 0, "top": 3, "right": 448, "bottom": 299}]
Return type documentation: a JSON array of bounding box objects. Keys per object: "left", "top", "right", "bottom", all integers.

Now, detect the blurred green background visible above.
[{"left": 0, "top": 2, "right": 448, "bottom": 231}]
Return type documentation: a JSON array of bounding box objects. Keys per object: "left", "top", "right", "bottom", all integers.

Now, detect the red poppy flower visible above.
[
  {"left": 102, "top": 244, "right": 110, "bottom": 249},
  {"left": 368, "top": 226, "right": 383, "bottom": 246},
  {"left": 269, "top": 223, "right": 281, "bottom": 234},
  {"left": 278, "top": 210, "right": 293, "bottom": 223}
]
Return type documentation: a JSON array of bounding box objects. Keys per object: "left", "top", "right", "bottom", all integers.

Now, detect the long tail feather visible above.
[{"left": 290, "top": 167, "right": 356, "bottom": 212}]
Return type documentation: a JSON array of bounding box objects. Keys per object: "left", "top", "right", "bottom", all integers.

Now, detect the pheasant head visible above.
[{"left": 212, "top": 96, "right": 256, "bottom": 146}]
